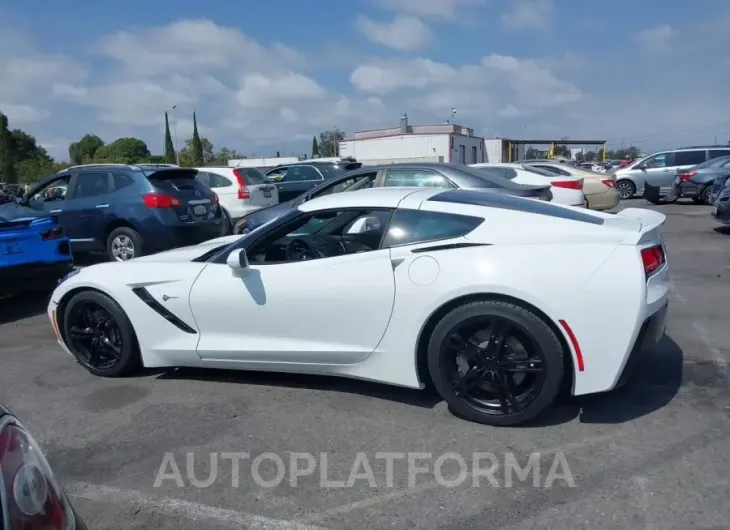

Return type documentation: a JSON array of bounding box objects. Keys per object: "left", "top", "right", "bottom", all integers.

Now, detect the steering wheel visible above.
[{"left": 286, "top": 238, "right": 319, "bottom": 261}]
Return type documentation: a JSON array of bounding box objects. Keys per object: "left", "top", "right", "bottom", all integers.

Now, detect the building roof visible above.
[{"left": 343, "top": 123, "right": 482, "bottom": 142}]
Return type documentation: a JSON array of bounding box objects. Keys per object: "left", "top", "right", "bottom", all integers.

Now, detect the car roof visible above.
[{"left": 298, "top": 187, "right": 436, "bottom": 212}]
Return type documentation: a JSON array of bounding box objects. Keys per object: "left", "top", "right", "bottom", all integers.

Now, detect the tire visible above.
[
  {"left": 61, "top": 290, "right": 141, "bottom": 377},
  {"left": 426, "top": 300, "right": 565, "bottom": 426},
  {"left": 107, "top": 226, "right": 143, "bottom": 262},
  {"left": 699, "top": 185, "right": 714, "bottom": 205},
  {"left": 616, "top": 180, "right": 636, "bottom": 200},
  {"left": 221, "top": 209, "right": 233, "bottom": 236}
]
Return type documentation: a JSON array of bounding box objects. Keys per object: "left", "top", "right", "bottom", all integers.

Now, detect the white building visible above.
[
  {"left": 338, "top": 116, "right": 486, "bottom": 165},
  {"left": 228, "top": 156, "right": 300, "bottom": 169}
]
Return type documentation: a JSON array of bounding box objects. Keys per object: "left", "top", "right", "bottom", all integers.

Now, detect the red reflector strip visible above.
[
  {"left": 558, "top": 319, "right": 585, "bottom": 371},
  {"left": 601, "top": 179, "right": 616, "bottom": 188}
]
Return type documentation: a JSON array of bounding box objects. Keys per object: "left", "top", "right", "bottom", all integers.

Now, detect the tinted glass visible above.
[
  {"left": 239, "top": 168, "right": 267, "bottom": 185},
  {"left": 382, "top": 209, "right": 483, "bottom": 247},
  {"left": 72, "top": 172, "right": 112, "bottom": 199},
  {"left": 520, "top": 165, "right": 556, "bottom": 177},
  {"left": 313, "top": 173, "right": 377, "bottom": 198},
  {"left": 531, "top": 165, "right": 570, "bottom": 176},
  {"left": 674, "top": 150, "right": 706, "bottom": 166},
  {"left": 281, "top": 166, "right": 323, "bottom": 182},
  {"left": 384, "top": 169, "right": 455, "bottom": 188},
  {"left": 644, "top": 152, "right": 672, "bottom": 168},
  {"left": 113, "top": 172, "right": 136, "bottom": 191},
  {"left": 429, "top": 189, "right": 605, "bottom": 225},
  {"left": 707, "top": 150, "right": 730, "bottom": 160},
  {"left": 693, "top": 156, "right": 730, "bottom": 169},
  {"left": 315, "top": 165, "right": 348, "bottom": 179},
  {"left": 195, "top": 171, "right": 211, "bottom": 187},
  {"left": 209, "top": 173, "right": 232, "bottom": 188}
]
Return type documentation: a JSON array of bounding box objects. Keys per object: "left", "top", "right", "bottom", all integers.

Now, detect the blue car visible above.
[
  {"left": 0, "top": 214, "right": 73, "bottom": 297},
  {"left": 0, "top": 164, "right": 223, "bottom": 262}
]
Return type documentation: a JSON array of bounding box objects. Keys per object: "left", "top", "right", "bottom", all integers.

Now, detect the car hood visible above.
[
  {"left": 0, "top": 201, "right": 40, "bottom": 221},
  {"left": 132, "top": 234, "right": 240, "bottom": 263}
]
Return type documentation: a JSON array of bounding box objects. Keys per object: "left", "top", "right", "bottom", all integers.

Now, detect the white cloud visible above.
[
  {"left": 356, "top": 15, "right": 432, "bottom": 51},
  {"left": 636, "top": 25, "right": 675, "bottom": 53},
  {"left": 0, "top": 102, "right": 50, "bottom": 124},
  {"left": 95, "top": 19, "right": 302, "bottom": 76},
  {"left": 374, "top": 0, "right": 483, "bottom": 18},
  {"left": 236, "top": 72, "right": 328, "bottom": 108},
  {"left": 501, "top": 0, "right": 554, "bottom": 30}
]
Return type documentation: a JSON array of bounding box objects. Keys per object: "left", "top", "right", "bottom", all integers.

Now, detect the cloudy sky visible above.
[{"left": 0, "top": 0, "right": 728, "bottom": 160}]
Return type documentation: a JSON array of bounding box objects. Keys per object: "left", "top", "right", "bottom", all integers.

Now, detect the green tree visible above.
[
  {"left": 93, "top": 137, "right": 150, "bottom": 163},
  {"left": 318, "top": 128, "right": 344, "bottom": 157},
  {"left": 574, "top": 151, "right": 585, "bottom": 163},
  {"left": 191, "top": 112, "right": 204, "bottom": 166},
  {"left": 179, "top": 136, "right": 214, "bottom": 167},
  {"left": 15, "top": 156, "right": 54, "bottom": 184},
  {"left": 12, "top": 130, "right": 52, "bottom": 164},
  {"left": 0, "top": 113, "right": 17, "bottom": 183},
  {"left": 69, "top": 134, "right": 105, "bottom": 164},
  {"left": 311, "top": 136, "right": 319, "bottom": 158},
  {"left": 164, "top": 112, "right": 176, "bottom": 164},
  {"left": 553, "top": 144, "right": 571, "bottom": 159}
]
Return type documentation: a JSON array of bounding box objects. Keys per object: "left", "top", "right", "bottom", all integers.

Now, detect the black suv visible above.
[{"left": 264, "top": 158, "right": 362, "bottom": 202}]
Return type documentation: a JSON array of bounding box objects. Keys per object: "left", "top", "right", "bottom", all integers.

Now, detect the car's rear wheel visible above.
[
  {"left": 616, "top": 180, "right": 636, "bottom": 200},
  {"left": 221, "top": 209, "right": 233, "bottom": 236},
  {"left": 427, "top": 300, "right": 564, "bottom": 426},
  {"left": 62, "top": 290, "right": 141, "bottom": 377},
  {"left": 107, "top": 227, "right": 142, "bottom": 262},
  {"left": 698, "top": 185, "right": 714, "bottom": 205}
]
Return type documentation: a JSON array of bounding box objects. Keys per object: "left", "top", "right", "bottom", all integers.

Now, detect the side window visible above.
[
  {"left": 71, "top": 172, "right": 113, "bottom": 199},
  {"left": 673, "top": 150, "right": 706, "bottom": 167},
  {"left": 29, "top": 175, "right": 72, "bottom": 202},
  {"left": 281, "top": 165, "right": 323, "bottom": 182},
  {"left": 644, "top": 153, "right": 671, "bottom": 168},
  {"left": 266, "top": 167, "right": 288, "bottom": 182},
  {"left": 247, "top": 208, "right": 393, "bottom": 264},
  {"left": 113, "top": 172, "right": 136, "bottom": 191},
  {"left": 313, "top": 172, "right": 378, "bottom": 198},
  {"left": 204, "top": 172, "right": 232, "bottom": 188},
  {"left": 504, "top": 168, "right": 518, "bottom": 179},
  {"left": 384, "top": 169, "right": 456, "bottom": 188},
  {"left": 195, "top": 171, "right": 211, "bottom": 187},
  {"left": 709, "top": 150, "right": 730, "bottom": 160},
  {"left": 382, "top": 209, "right": 484, "bottom": 247}
]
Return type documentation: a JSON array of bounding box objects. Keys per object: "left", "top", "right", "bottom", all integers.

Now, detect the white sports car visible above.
[{"left": 47, "top": 188, "right": 670, "bottom": 426}]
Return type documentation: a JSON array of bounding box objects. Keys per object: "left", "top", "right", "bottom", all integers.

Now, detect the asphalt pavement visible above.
[{"left": 1, "top": 199, "right": 729, "bottom": 529}]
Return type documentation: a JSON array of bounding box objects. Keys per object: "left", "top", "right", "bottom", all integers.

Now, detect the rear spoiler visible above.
[{"left": 603, "top": 208, "right": 666, "bottom": 245}]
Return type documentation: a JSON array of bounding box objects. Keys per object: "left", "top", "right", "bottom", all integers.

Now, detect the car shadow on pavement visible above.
[
  {"left": 532, "top": 335, "right": 684, "bottom": 427},
  {"left": 0, "top": 291, "right": 51, "bottom": 325},
  {"left": 158, "top": 367, "right": 443, "bottom": 409},
  {"left": 712, "top": 226, "right": 730, "bottom": 235}
]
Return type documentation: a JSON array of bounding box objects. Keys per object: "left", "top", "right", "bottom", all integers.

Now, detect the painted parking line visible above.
[{"left": 67, "top": 481, "right": 328, "bottom": 530}]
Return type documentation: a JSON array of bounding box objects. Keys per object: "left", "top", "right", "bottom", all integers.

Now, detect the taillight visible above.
[
  {"left": 40, "top": 226, "right": 64, "bottom": 240},
  {"left": 0, "top": 415, "right": 77, "bottom": 529},
  {"left": 211, "top": 193, "right": 219, "bottom": 204},
  {"left": 551, "top": 180, "right": 583, "bottom": 190},
  {"left": 601, "top": 179, "right": 616, "bottom": 188},
  {"left": 641, "top": 245, "right": 665, "bottom": 276},
  {"left": 142, "top": 193, "right": 181, "bottom": 208},
  {"left": 679, "top": 171, "right": 698, "bottom": 181},
  {"left": 232, "top": 169, "right": 250, "bottom": 200}
]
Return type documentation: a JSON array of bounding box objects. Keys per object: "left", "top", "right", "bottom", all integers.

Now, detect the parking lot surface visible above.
[{"left": 1, "top": 200, "right": 729, "bottom": 529}]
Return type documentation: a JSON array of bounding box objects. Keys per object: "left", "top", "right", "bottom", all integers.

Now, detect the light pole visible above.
[{"left": 171, "top": 105, "right": 180, "bottom": 165}]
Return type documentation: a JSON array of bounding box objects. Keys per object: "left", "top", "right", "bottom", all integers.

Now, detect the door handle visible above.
[
  {"left": 96, "top": 204, "right": 110, "bottom": 208},
  {"left": 50, "top": 209, "right": 62, "bottom": 213}
]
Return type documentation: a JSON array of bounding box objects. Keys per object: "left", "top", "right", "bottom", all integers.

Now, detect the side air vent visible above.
[
  {"left": 131, "top": 287, "right": 197, "bottom": 334},
  {"left": 411, "top": 242, "right": 490, "bottom": 253}
]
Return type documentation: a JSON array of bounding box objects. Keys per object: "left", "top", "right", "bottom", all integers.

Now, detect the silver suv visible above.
[{"left": 613, "top": 146, "right": 730, "bottom": 199}]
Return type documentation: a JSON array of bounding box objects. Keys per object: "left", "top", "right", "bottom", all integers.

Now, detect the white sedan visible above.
[
  {"left": 47, "top": 187, "right": 669, "bottom": 426},
  {"left": 470, "top": 163, "right": 586, "bottom": 207}
]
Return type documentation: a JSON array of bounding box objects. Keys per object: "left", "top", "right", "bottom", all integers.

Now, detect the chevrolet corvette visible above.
[{"left": 47, "top": 188, "right": 669, "bottom": 426}]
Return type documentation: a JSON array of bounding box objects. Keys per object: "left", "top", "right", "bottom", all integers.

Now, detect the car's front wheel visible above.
[
  {"left": 427, "top": 300, "right": 565, "bottom": 426},
  {"left": 61, "top": 290, "right": 141, "bottom": 377}
]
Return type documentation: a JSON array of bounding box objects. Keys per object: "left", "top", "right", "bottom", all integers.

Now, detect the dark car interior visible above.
[{"left": 248, "top": 209, "right": 392, "bottom": 264}]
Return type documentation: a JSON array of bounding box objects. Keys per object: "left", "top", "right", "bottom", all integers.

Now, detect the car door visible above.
[
  {"left": 61, "top": 171, "right": 115, "bottom": 250},
  {"left": 24, "top": 173, "right": 77, "bottom": 231},
  {"left": 270, "top": 165, "right": 325, "bottom": 202},
  {"left": 189, "top": 208, "right": 396, "bottom": 364},
  {"left": 636, "top": 152, "right": 675, "bottom": 191}
]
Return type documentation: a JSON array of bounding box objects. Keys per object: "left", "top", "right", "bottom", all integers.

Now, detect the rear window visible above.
[
  {"left": 237, "top": 168, "right": 267, "bottom": 185},
  {"left": 674, "top": 150, "right": 706, "bottom": 166},
  {"left": 146, "top": 169, "right": 212, "bottom": 195},
  {"left": 694, "top": 156, "right": 730, "bottom": 169},
  {"left": 519, "top": 165, "right": 556, "bottom": 177}
]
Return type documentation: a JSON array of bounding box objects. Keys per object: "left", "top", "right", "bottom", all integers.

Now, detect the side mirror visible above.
[
  {"left": 226, "top": 248, "right": 250, "bottom": 276},
  {"left": 346, "top": 216, "right": 381, "bottom": 235}
]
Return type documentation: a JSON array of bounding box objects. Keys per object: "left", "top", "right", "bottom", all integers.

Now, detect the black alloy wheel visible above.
[
  {"left": 67, "top": 301, "right": 123, "bottom": 371},
  {"left": 62, "top": 291, "right": 141, "bottom": 377},
  {"left": 427, "top": 300, "right": 564, "bottom": 426}
]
